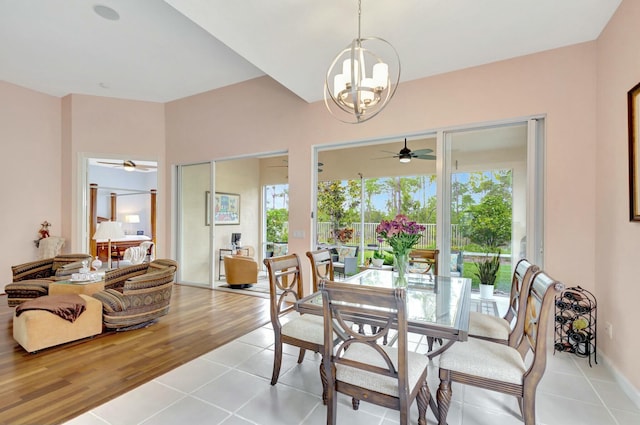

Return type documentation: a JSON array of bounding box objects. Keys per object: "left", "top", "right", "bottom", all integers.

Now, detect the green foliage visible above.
[
  {"left": 317, "top": 180, "right": 361, "bottom": 229},
  {"left": 266, "top": 208, "right": 288, "bottom": 242},
  {"left": 373, "top": 250, "right": 385, "bottom": 259},
  {"left": 473, "top": 250, "right": 501, "bottom": 285},
  {"left": 463, "top": 193, "right": 512, "bottom": 248}
]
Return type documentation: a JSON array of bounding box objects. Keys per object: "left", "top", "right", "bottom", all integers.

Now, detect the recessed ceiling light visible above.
[{"left": 93, "top": 5, "right": 120, "bottom": 21}]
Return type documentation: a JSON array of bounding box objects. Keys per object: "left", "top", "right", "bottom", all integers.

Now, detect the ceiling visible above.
[{"left": 0, "top": 0, "right": 621, "bottom": 104}]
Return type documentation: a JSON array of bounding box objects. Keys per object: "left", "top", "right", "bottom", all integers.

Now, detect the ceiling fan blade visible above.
[
  {"left": 380, "top": 150, "right": 400, "bottom": 155},
  {"left": 414, "top": 154, "right": 437, "bottom": 160},
  {"left": 97, "top": 161, "right": 122, "bottom": 166},
  {"left": 136, "top": 165, "right": 156, "bottom": 170},
  {"left": 411, "top": 148, "right": 433, "bottom": 155}
]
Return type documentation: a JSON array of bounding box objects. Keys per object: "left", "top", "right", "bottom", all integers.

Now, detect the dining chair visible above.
[
  {"left": 263, "top": 254, "right": 326, "bottom": 391},
  {"left": 436, "top": 270, "right": 564, "bottom": 425},
  {"left": 468, "top": 258, "right": 539, "bottom": 345},
  {"left": 306, "top": 249, "right": 334, "bottom": 293},
  {"left": 319, "top": 280, "right": 431, "bottom": 425},
  {"left": 408, "top": 248, "right": 439, "bottom": 275},
  {"left": 307, "top": 249, "right": 367, "bottom": 336}
]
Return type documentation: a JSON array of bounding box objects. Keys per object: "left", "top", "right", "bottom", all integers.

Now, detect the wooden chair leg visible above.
[
  {"left": 522, "top": 394, "right": 536, "bottom": 425},
  {"left": 319, "top": 363, "right": 328, "bottom": 405},
  {"left": 297, "top": 348, "right": 306, "bottom": 363},
  {"left": 271, "top": 342, "right": 283, "bottom": 385},
  {"left": 416, "top": 381, "right": 430, "bottom": 425},
  {"left": 427, "top": 336, "right": 443, "bottom": 351},
  {"left": 327, "top": 385, "right": 338, "bottom": 425},
  {"left": 437, "top": 371, "right": 452, "bottom": 425}
]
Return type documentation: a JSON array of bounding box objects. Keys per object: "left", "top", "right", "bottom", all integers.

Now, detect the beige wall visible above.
[
  {"left": 596, "top": 0, "right": 640, "bottom": 395},
  {"left": 165, "top": 43, "right": 598, "bottom": 293},
  {"left": 61, "top": 94, "right": 166, "bottom": 258},
  {"left": 1, "top": 0, "right": 639, "bottom": 397},
  {"left": 0, "top": 82, "right": 61, "bottom": 289}
]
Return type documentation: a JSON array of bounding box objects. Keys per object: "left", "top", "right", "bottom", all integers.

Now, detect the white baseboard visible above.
[{"left": 598, "top": 352, "right": 640, "bottom": 410}]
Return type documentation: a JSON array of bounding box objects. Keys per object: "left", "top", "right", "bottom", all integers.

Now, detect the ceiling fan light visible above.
[
  {"left": 123, "top": 160, "right": 135, "bottom": 171},
  {"left": 399, "top": 155, "right": 411, "bottom": 163}
]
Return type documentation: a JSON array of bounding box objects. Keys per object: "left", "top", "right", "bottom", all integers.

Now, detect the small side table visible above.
[{"left": 49, "top": 280, "right": 105, "bottom": 296}]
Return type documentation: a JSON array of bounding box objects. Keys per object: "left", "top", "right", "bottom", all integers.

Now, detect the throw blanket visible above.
[
  {"left": 123, "top": 246, "right": 146, "bottom": 264},
  {"left": 16, "top": 294, "right": 86, "bottom": 323}
]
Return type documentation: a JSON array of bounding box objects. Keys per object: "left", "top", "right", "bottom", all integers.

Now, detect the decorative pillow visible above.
[
  {"left": 450, "top": 253, "right": 459, "bottom": 272},
  {"left": 409, "top": 262, "right": 431, "bottom": 273},
  {"left": 337, "top": 246, "right": 357, "bottom": 263},
  {"left": 273, "top": 243, "right": 288, "bottom": 256}
]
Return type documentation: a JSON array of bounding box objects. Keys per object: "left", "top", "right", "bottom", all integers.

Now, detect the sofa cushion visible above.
[
  {"left": 450, "top": 253, "right": 459, "bottom": 272},
  {"left": 337, "top": 246, "right": 357, "bottom": 263},
  {"left": 273, "top": 243, "right": 288, "bottom": 256}
]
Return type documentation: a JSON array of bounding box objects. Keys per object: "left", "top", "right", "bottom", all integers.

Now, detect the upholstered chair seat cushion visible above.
[
  {"left": 337, "top": 343, "right": 430, "bottom": 397},
  {"left": 280, "top": 313, "right": 325, "bottom": 345},
  {"left": 468, "top": 311, "right": 511, "bottom": 341},
  {"left": 438, "top": 337, "right": 526, "bottom": 385}
]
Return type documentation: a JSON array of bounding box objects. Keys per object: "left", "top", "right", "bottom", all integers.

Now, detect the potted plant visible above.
[
  {"left": 474, "top": 249, "right": 501, "bottom": 299},
  {"left": 372, "top": 241, "right": 385, "bottom": 267}
]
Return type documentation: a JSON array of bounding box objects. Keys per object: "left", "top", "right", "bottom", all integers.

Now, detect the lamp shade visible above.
[
  {"left": 92, "top": 221, "right": 125, "bottom": 240},
  {"left": 125, "top": 214, "right": 140, "bottom": 224}
]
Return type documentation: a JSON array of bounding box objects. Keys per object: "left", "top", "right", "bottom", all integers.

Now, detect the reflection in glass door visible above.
[{"left": 177, "top": 162, "right": 214, "bottom": 287}]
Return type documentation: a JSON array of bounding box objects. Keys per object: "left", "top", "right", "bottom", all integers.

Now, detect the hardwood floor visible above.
[{"left": 0, "top": 284, "right": 270, "bottom": 425}]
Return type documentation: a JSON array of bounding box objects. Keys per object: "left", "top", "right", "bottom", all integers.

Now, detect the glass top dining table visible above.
[{"left": 296, "top": 268, "right": 472, "bottom": 356}]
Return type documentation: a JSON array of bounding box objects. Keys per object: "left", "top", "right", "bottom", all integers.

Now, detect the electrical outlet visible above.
[{"left": 603, "top": 322, "right": 613, "bottom": 339}]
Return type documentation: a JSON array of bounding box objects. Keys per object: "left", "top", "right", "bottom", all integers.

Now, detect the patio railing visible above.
[{"left": 316, "top": 222, "right": 468, "bottom": 249}]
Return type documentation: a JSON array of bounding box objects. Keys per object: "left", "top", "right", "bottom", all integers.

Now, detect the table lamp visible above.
[
  {"left": 125, "top": 214, "right": 140, "bottom": 235},
  {"left": 93, "top": 221, "right": 125, "bottom": 269}
]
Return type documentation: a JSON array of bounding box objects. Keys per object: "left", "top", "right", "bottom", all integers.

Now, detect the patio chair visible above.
[
  {"left": 319, "top": 280, "right": 431, "bottom": 425},
  {"left": 408, "top": 248, "right": 439, "bottom": 275},
  {"left": 436, "top": 270, "right": 564, "bottom": 425}
]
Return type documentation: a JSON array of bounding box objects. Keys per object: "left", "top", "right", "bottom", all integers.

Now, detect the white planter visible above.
[
  {"left": 479, "top": 283, "right": 494, "bottom": 299},
  {"left": 371, "top": 258, "right": 384, "bottom": 267}
]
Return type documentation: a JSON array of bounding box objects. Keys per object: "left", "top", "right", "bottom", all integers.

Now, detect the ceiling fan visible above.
[
  {"left": 376, "top": 138, "right": 436, "bottom": 163},
  {"left": 96, "top": 159, "right": 157, "bottom": 171},
  {"left": 268, "top": 160, "right": 324, "bottom": 172}
]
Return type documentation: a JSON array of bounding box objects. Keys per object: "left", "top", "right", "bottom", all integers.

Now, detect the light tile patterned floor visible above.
[{"left": 64, "top": 303, "right": 640, "bottom": 425}]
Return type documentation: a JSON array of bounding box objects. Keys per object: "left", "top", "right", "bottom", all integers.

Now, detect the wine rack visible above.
[{"left": 554, "top": 286, "right": 597, "bottom": 367}]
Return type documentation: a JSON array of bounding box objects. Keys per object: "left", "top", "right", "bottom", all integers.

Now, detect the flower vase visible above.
[{"left": 393, "top": 251, "right": 409, "bottom": 287}]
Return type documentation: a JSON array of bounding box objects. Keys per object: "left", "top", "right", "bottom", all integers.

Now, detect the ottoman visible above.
[{"left": 13, "top": 294, "right": 102, "bottom": 353}]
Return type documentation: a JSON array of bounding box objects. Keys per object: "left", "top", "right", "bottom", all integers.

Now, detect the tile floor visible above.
[{"left": 64, "top": 301, "right": 640, "bottom": 425}]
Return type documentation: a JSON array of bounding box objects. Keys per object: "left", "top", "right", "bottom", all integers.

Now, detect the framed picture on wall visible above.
[
  {"left": 629, "top": 82, "right": 640, "bottom": 221},
  {"left": 214, "top": 192, "right": 240, "bottom": 225}
]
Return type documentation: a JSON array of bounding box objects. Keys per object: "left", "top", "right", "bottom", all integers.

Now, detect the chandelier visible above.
[{"left": 324, "top": 0, "right": 400, "bottom": 124}]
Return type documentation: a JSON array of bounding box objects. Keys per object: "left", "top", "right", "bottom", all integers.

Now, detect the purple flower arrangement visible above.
[{"left": 375, "top": 214, "right": 426, "bottom": 256}]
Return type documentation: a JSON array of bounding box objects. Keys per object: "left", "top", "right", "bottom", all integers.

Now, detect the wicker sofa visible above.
[
  {"left": 5, "top": 254, "right": 93, "bottom": 307},
  {"left": 92, "top": 259, "right": 178, "bottom": 330}
]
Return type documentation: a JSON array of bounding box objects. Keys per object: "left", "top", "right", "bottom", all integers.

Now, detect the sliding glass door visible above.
[
  {"left": 177, "top": 162, "right": 214, "bottom": 287},
  {"left": 313, "top": 118, "right": 545, "bottom": 290}
]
